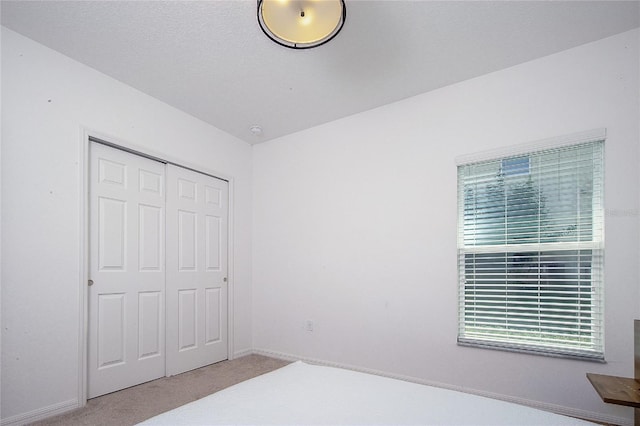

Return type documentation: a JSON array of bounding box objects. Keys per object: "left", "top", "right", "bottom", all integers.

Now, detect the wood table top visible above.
[{"left": 587, "top": 373, "right": 640, "bottom": 408}]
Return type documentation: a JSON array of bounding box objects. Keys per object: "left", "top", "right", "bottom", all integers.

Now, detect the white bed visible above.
[{"left": 140, "top": 361, "right": 594, "bottom": 425}]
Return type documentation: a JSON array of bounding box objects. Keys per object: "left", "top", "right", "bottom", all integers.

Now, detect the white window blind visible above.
[{"left": 457, "top": 139, "right": 604, "bottom": 360}]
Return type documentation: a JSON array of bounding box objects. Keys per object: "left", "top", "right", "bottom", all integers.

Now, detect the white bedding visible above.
[{"left": 140, "top": 361, "right": 593, "bottom": 425}]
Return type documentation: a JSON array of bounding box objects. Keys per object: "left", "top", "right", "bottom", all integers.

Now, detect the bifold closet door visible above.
[
  {"left": 165, "top": 164, "right": 228, "bottom": 376},
  {"left": 88, "top": 142, "right": 166, "bottom": 398}
]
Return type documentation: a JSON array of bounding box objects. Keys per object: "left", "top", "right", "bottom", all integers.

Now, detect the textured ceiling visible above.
[{"left": 2, "top": 1, "right": 639, "bottom": 144}]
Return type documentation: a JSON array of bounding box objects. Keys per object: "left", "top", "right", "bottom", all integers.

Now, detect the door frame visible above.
[{"left": 78, "top": 129, "right": 236, "bottom": 405}]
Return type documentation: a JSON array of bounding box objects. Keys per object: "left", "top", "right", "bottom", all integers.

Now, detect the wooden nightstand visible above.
[{"left": 587, "top": 320, "right": 640, "bottom": 425}]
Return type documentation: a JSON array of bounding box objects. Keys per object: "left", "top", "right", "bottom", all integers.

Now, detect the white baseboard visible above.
[
  {"left": 232, "top": 348, "right": 253, "bottom": 359},
  {"left": 0, "top": 399, "right": 79, "bottom": 426},
  {"left": 252, "top": 348, "right": 631, "bottom": 426}
]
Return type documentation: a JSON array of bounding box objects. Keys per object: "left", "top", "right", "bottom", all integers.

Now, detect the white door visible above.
[
  {"left": 88, "top": 142, "right": 166, "bottom": 398},
  {"left": 166, "top": 165, "right": 228, "bottom": 376}
]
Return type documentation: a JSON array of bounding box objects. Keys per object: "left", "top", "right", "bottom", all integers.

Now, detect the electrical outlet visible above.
[{"left": 305, "top": 320, "right": 314, "bottom": 332}]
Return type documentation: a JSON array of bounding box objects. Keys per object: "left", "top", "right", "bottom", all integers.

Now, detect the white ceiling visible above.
[{"left": 2, "top": 1, "right": 639, "bottom": 144}]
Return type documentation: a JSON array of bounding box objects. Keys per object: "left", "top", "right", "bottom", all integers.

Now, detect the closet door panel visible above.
[
  {"left": 88, "top": 142, "right": 166, "bottom": 398},
  {"left": 166, "top": 165, "right": 228, "bottom": 376}
]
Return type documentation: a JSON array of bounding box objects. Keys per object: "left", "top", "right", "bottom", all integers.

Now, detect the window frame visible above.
[{"left": 456, "top": 129, "right": 605, "bottom": 361}]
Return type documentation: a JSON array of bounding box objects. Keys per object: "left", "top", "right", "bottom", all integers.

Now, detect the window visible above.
[{"left": 457, "top": 135, "right": 604, "bottom": 361}]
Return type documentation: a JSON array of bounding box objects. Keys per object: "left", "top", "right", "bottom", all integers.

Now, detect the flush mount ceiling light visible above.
[{"left": 258, "top": 0, "right": 346, "bottom": 49}]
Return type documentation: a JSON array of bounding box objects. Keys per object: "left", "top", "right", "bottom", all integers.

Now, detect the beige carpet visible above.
[{"left": 30, "top": 354, "right": 290, "bottom": 426}]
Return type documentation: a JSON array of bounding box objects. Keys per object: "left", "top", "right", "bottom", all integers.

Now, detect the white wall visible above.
[
  {"left": 253, "top": 29, "right": 640, "bottom": 424},
  {"left": 1, "top": 27, "right": 253, "bottom": 423}
]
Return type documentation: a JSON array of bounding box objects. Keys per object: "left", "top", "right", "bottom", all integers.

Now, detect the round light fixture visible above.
[{"left": 257, "top": 0, "right": 346, "bottom": 49}]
